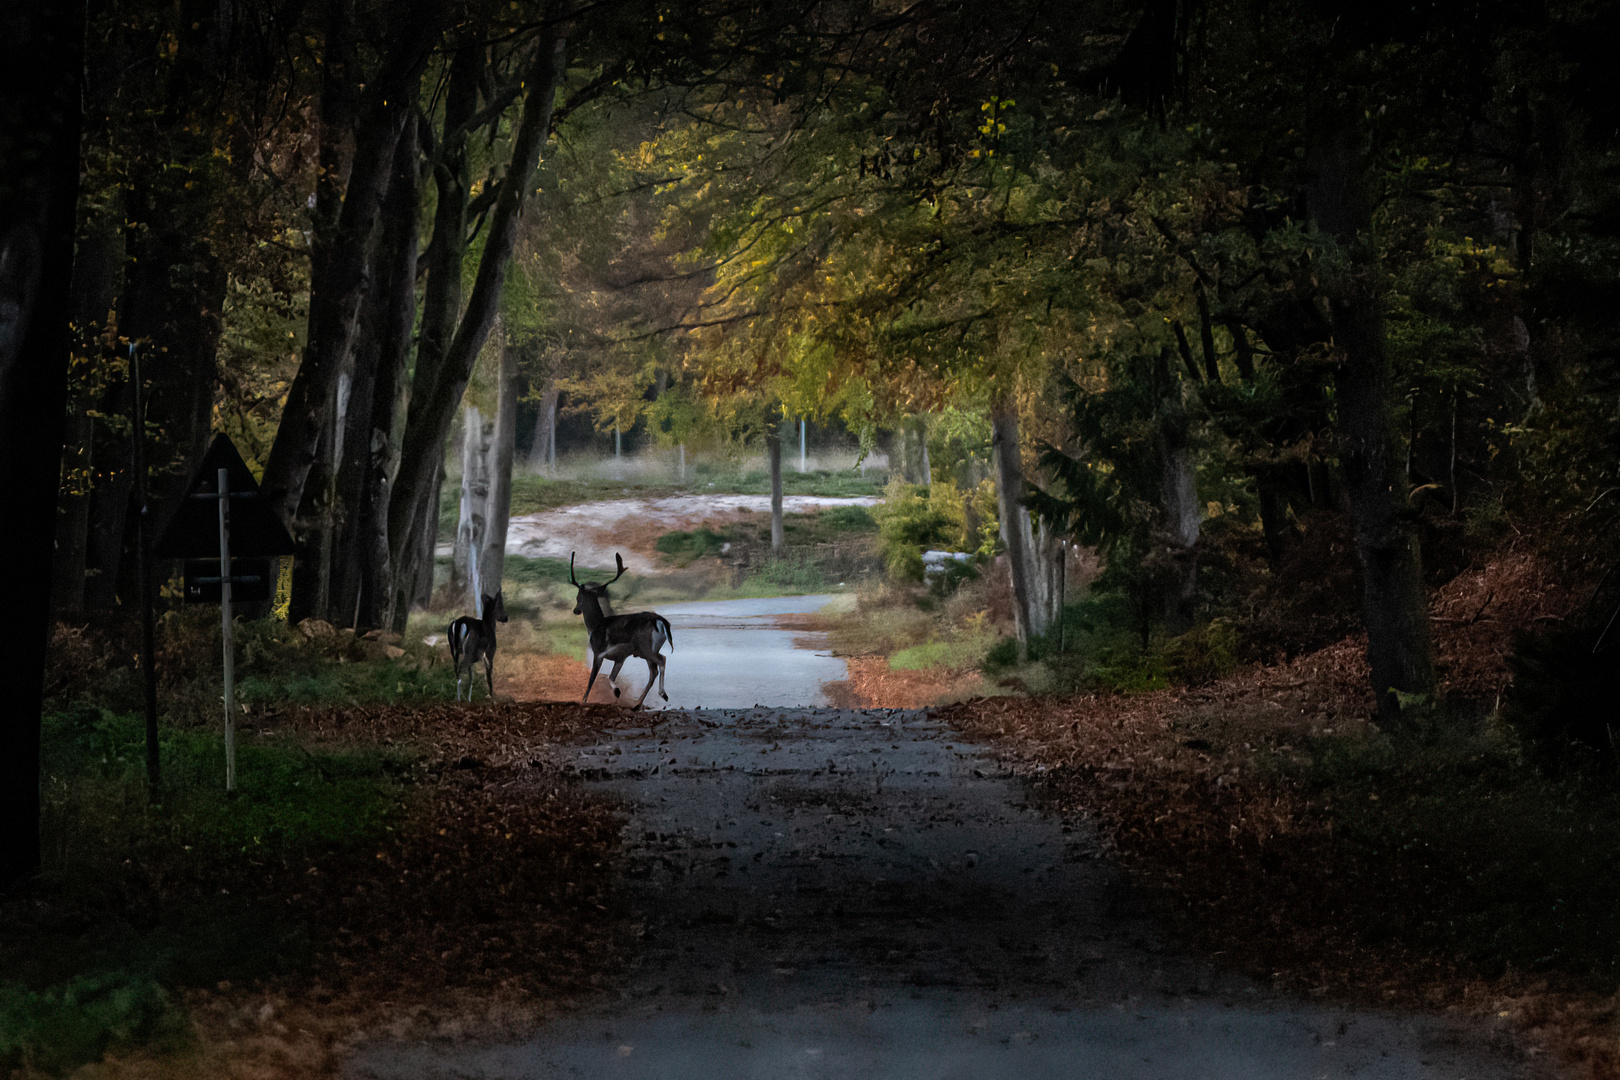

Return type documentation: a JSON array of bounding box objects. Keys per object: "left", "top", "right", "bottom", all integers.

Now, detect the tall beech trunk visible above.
[
  {"left": 767, "top": 418, "right": 784, "bottom": 553},
  {"left": 991, "top": 396, "right": 1055, "bottom": 657},
  {"left": 1153, "top": 349, "right": 1199, "bottom": 634},
  {"left": 387, "top": 17, "right": 568, "bottom": 612},
  {"left": 261, "top": 0, "right": 429, "bottom": 531},
  {"left": 0, "top": 0, "right": 82, "bottom": 882},
  {"left": 481, "top": 326, "right": 520, "bottom": 596},
  {"left": 1309, "top": 103, "right": 1435, "bottom": 727},
  {"left": 345, "top": 111, "right": 421, "bottom": 631}
]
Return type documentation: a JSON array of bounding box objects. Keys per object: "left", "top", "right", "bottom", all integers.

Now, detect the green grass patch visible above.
[
  {"left": 11, "top": 710, "right": 408, "bottom": 1073},
  {"left": 44, "top": 709, "right": 404, "bottom": 862},
  {"left": 890, "top": 631, "right": 997, "bottom": 671},
  {"left": 655, "top": 527, "right": 734, "bottom": 563}
]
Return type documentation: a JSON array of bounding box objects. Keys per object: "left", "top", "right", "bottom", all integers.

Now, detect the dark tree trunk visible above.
[
  {"left": 1308, "top": 102, "right": 1435, "bottom": 727},
  {"left": 119, "top": 166, "right": 228, "bottom": 579},
  {"left": 388, "top": 19, "right": 568, "bottom": 606},
  {"left": 261, "top": 0, "right": 430, "bottom": 533},
  {"left": 335, "top": 111, "right": 420, "bottom": 632},
  {"left": 54, "top": 195, "right": 124, "bottom": 616},
  {"left": 0, "top": 0, "right": 82, "bottom": 882}
]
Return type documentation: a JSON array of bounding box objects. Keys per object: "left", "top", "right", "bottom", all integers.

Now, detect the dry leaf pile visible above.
[{"left": 935, "top": 550, "right": 1617, "bottom": 1078}]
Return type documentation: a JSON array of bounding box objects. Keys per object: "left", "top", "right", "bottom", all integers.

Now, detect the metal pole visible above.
[
  {"left": 129, "top": 343, "right": 159, "bottom": 788},
  {"left": 217, "top": 467, "right": 235, "bottom": 792}
]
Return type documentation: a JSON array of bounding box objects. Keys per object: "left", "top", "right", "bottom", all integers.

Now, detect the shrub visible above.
[
  {"left": 1500, "top": 620, "right": 1618, "bottom": 772},
  {"left": 0, "top": 973, "right": 181, "bottom": 1075},
  {"left": 1155, "top": 620, "right": 1241, "bottom": 686},
  {"left": 873, "top": 479, "right": 965, "bottom": 582}
]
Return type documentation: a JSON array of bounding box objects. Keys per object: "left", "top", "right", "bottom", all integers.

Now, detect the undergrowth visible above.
[{"left": 4, "top": 710, "right": 406, "bottom": 1075}]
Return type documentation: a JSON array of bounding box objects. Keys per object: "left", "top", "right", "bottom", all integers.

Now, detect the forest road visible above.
[{"left": 346, "top": 707, "right": 1552, "bottom": 1080}]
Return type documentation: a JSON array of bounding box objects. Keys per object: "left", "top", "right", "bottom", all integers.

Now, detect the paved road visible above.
[
  {"left": 348, "top": 708, "right": 1551, "bottom": 1080},
  {"left": 631, "top": 595, "right": 848, "bottom": 710}
]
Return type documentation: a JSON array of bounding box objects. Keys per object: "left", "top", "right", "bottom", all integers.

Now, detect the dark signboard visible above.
[
  {"left": 155, "top": 434, "right": 296, "bottom": 559},
  {"left": 183, "top": 558, "right": 273, "bottom": 604}
]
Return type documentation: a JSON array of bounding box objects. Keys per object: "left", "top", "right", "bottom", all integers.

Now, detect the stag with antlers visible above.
[
  {"left": 570, "top": 553, "right": 673, "bottom": 709},
  {"left": 448, "top": 590, "right": 507, "bottom": 701}
]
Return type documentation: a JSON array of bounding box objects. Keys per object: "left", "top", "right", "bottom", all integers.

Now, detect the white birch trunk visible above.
[
  {"left": 450, "top": 405, "right": 493, "bottom": 609},
  {"left": 480, "top": 326, "right": 518, "bottom": 598}
]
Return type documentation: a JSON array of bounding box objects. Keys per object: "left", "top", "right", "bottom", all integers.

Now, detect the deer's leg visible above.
[
  {"left": 657, "top": 651, "right": 669, "bottom": 702},
  {"left": 631, "top": 655, "right": 660, "bottom": 710},
  {"left": 583, "top": 653, "right": 606, "bottom": 703},
  {"left": 483, "top": 653, "right": 494, "bottom": 700},
  {"left": 607, "top": 658, "right": 626, "bottom": 699}
]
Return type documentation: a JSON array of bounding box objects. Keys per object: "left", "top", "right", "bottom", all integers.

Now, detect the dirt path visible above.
[{"left": 347, "top": 708, "right": 1553, "bottom": 1079}]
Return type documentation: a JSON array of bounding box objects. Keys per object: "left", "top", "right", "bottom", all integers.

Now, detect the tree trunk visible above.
[
  {"left": 1309, "top": 101, "right": 1435, "bottom": 727},
  {"left": 1154, "top": 349, "right": 1199, "bottom": 634},
  {"left": 387, "top": 18, "right": 568, "bottom": 601},
  {"left": 0, "top": 0, "right": 82, "bottom": 882},
  {"left": 260, "top": 0, "right": 427, "bottom": 529},
  {"left": 528, "top": 352, "right": 560, "bottom": 475},
  {"left": 54, "top": 197, "right": 123, "bottom": 616},
  {"left": 481, "top": 324, "right": 519, "bottom": 596},
  {"left": 767, "top": 418, "right": 784, "bottom": 553},
  {"left": 991, "top": 395, "right": 1053, "bottom": 657},
  {"left": 451, "top": 406, "right": 492, "bottom": 608}
]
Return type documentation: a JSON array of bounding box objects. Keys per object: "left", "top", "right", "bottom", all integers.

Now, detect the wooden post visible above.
[
  {"left": 217, "top": 467, "right": 235, "bottom": 792},
  {"left": 799, "top": 419, "right": 806, "bottom": 473},
  {"left": 129, "top": 343, "right": 160, "bottom": 787},
  {"left": 678, "top": 443, "right": 685, "bottom": 482}
]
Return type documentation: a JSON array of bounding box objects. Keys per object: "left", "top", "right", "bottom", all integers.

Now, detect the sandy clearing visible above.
[{"left": 501, "top": 495, "right": 881, "bottom": 573}]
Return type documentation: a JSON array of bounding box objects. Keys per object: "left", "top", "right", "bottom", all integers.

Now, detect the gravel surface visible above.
[{"left": 347, "top": 707, "right": 1553, "bottom": 1080}]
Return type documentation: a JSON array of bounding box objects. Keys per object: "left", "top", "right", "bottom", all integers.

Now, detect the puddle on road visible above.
[{"left": 349, "top": 708, "right": 1543, "bottom": 1080}]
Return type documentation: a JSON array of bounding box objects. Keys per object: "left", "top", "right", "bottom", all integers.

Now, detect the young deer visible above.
[
  {"left": 448, "top": 590, "right": 507, "bottom": 701},
  {"left": 571, "top": 553, "right": 673, "bottom": 709}
]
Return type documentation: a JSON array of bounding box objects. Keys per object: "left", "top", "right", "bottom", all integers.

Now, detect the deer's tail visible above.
[
  {"left": 448, "top": 619, "right": 464, "bottom": 664},
  {"left": 658, "top": 615, "right": 674, "bottom": 652}
]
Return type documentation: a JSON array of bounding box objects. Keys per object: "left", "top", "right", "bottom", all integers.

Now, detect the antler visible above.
[
  {"left": 569, "top": 552, "right": 577, "bottom": 585},
  {"left": 608, "top": 552, "right": 627, "bottom": 585}
]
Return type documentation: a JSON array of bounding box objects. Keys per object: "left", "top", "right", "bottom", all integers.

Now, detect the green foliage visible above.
[
  {"left": 0, "top": 973, "right": 182, "bottom": 1076},
  {"left": 738, "top": 552, "right": 827, "bottom": 595},
  {"left": 873, "top": 479, "right": 967, "bottom": 582},
  {"left": 655, "top": 527, "right": 733, "bottom": 562},
  {"left": 1155, "top": 620, "right": 1241, "bottom": 686}
]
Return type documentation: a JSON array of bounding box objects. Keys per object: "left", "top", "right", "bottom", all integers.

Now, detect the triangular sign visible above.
[{"left": 154, "top": 434, "right": 296, "bottom": 559}]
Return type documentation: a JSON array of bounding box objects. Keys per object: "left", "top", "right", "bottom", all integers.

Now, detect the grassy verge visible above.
[{"left": 11, "top": 668, "right": 630, "bottom": 1075}]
